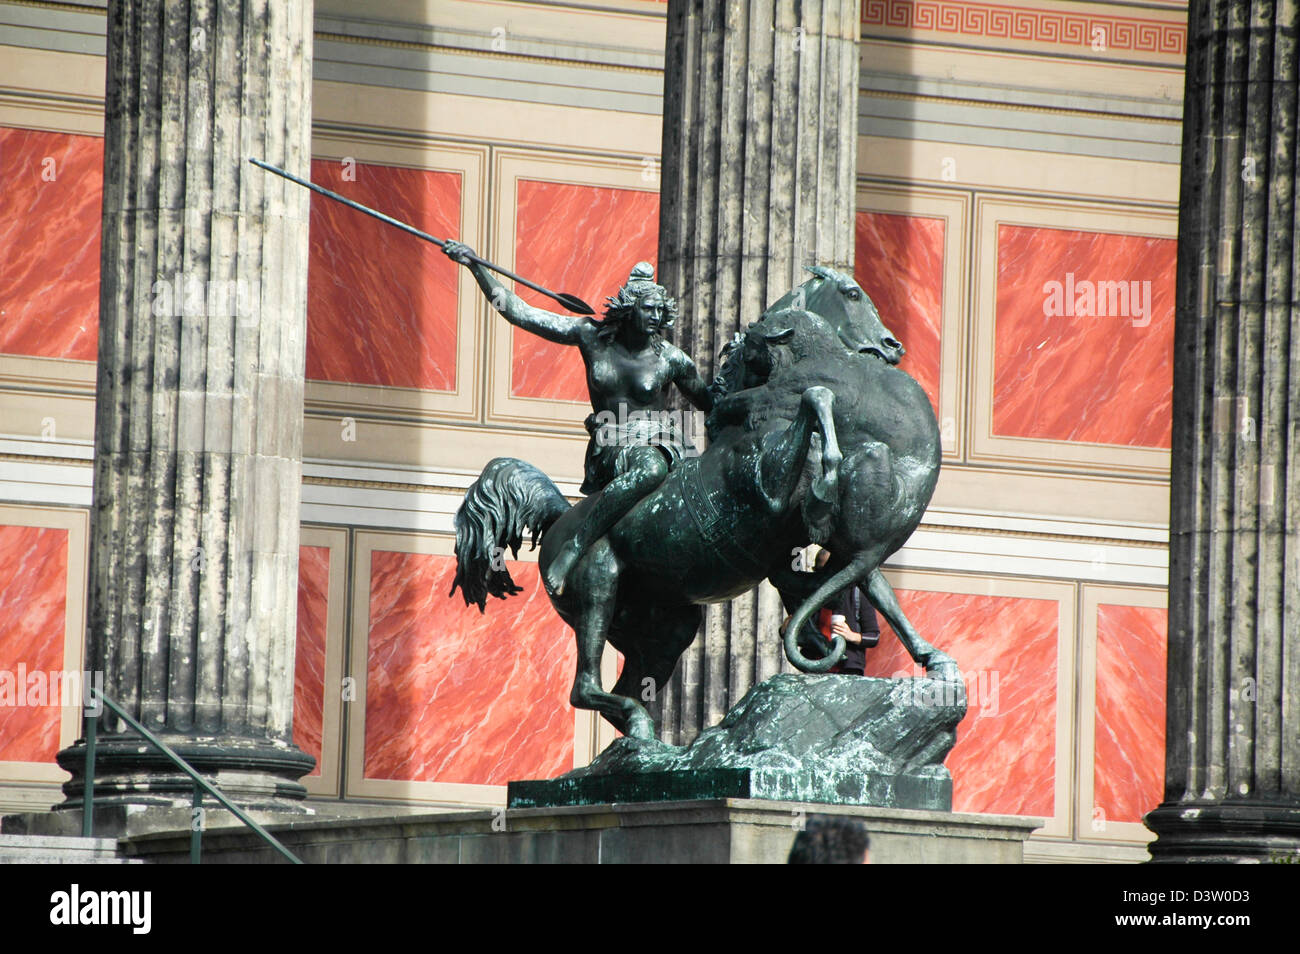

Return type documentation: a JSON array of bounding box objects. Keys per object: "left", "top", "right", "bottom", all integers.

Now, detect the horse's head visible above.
[
  {"left": 734, "top": 306, "right": 862, "bottom": 390},
  {"left": 765, "top": 265, "right": 904, "bottom": 365}
]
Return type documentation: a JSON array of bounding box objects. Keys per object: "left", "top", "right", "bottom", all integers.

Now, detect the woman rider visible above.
[{"left": 442, "top": 242, "right": 715, "bottom": 595}]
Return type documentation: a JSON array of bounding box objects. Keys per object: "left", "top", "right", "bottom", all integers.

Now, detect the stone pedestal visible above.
[
  {"left": 1145, "top": 1, "right": 1300, "bottom": 862},
  {"left": 657, "top": 0, "right": 862, "bottom": 744},
  {"left": 55, "top": 0, "right": 316, "bottom": 809},
  {"left": 112, "top": 801, "right": 1040, "bottom": 864}
]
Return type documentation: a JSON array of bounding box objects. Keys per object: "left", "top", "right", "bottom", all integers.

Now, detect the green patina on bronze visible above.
[
  {"left": 449, "top": 255, "right": 962, "bottom": 809},
  {"left": 509, "top": 674, "right": 964, "bottom": 810}
]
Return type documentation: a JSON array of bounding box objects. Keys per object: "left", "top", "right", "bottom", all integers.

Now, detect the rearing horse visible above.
[{"left": 452, "top": 266, "right": 954, "bottom": 739}]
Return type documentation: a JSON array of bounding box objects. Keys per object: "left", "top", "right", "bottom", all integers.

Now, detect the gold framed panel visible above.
[
  {"left": 1076, "top": 582, "right": 1167, "bottom": 845},
  {"left": 0, "top": 504, "right": 88, "bottom": 789},
  {"left": 297, "top": 525, "right": 349, "bottom": 799},
  {"left": 970, "top": 195, "right": 1176, "bottom": 476},
  {"left": 0, "top": 72, "right": 101, "bottom": 437},
  {"left": 304, "top": 130, "right": 487, "bottom": 425},
  {"left": 485, "top": 149, "right": 662, "bottom": 431},
  {"left": 345, "top": 529, "right": 592, "bottom": 807},
  {"left": 878, "top": 567, "right": 1076, "bottom": 838}
]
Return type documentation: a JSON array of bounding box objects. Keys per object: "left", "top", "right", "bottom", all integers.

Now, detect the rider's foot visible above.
[{"left": 544, "top": 541, "right": 582, "bottom": 596}]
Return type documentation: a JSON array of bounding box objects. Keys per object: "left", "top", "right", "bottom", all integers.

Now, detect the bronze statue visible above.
[
  {"left": 449, "top": 264, "right": 954, "bottom": 740},
  {"left": 442, "top": 242, "right": 713, "bottom": 596},
  {"left": 251, "top": 162, "right": 958, "bottom": 801}
]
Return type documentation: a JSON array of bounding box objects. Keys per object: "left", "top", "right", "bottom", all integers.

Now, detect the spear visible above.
[{"left": 248, "top": 157, "right": 596, "bottom": 315}]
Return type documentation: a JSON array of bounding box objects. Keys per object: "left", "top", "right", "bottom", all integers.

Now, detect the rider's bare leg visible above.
[{"left": 545, "top": 446, "right": 670, "bottom": 595}]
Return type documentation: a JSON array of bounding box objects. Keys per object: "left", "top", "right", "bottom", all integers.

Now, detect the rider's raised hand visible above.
[{"left": 442, "top": 240, "right": 476, "bottom": 265}]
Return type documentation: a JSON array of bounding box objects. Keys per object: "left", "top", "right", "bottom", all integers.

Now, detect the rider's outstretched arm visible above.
[{"left": 444, "top": 241, "right": 587, "bottom": 345}]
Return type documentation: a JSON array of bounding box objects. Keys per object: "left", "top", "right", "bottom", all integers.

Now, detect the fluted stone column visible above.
[
  {"left": 655, "top": 0, "right": 860, "bottom": 744},
  {"left": 1145, "top": 1, "right": 1300, "bottom": 861},
  {"left": 56, "top": 0, "right": 316, "bottom": 808}
]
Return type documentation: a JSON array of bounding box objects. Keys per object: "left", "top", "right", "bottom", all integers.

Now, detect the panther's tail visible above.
[{"left": 451, "top": 458, "right": 572, "bottom": 611}]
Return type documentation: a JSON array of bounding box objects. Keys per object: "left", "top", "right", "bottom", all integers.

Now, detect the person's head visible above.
[
  {"left": 602, "top": 262, "right": 677, "bottom": 341},
  {"left": 787, "top": 816, "right": 870, "bottom": 864}
]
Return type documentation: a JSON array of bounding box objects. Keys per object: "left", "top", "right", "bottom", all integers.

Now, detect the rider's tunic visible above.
[{"left": 580, "top": 411, "right": 689, "bottom": 495}]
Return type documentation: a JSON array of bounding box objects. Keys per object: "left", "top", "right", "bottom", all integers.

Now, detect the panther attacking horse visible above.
[{"left": 451, "top": 266, "right": 954, "bottom": 739}]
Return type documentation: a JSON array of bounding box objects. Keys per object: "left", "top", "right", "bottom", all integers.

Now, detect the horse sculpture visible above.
[{"left": 452, "top": 266, "right": 954, "bottom": 740}]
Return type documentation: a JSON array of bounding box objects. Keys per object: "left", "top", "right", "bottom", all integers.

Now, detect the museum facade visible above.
[{"left": 0, "top": 0, "right": 1187, "bottom": 861}]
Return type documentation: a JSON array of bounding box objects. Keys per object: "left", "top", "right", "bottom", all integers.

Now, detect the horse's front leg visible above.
[
  {"left": 564, "top": 539, "right": 656, "bottom": 740},
  {"left": 865, "top": 568, "right": 959, "bottom": 682},
  {"left": 757, "top": 385, "right": 840, "bottom": 514}
]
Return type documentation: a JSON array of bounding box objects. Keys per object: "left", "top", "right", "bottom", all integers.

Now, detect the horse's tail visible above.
[
  {"left": 783, "top": 553, "right": 873, "bottom": 673},
  {"left": 451, "top": 458, "right": 571, "bottom": 611}
]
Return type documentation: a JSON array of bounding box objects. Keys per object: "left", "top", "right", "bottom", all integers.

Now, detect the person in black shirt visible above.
[{"left": 784, "top": 548, "right": 881, "bottom": 675}]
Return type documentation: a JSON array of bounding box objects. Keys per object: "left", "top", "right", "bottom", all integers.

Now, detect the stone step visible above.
[{"left": 0, "top": 833, "right": 139, "bottom": 864}]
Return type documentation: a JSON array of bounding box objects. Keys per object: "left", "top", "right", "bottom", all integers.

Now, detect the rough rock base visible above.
[{"left": 510, "top": 673, "right": 966, "bottom": 811}]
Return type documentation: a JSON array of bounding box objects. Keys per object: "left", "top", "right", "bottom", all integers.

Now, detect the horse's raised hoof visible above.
[
  {"left": 811, "top": 472, "right": 837, "bottom": 505},
  {"left": 925, "top": 654, "right": 961, "bottom": 684}
]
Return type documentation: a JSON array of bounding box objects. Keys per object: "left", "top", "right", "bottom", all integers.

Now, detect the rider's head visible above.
[{"left": 601, "top": 262, "right": 677, "bottom": 341}]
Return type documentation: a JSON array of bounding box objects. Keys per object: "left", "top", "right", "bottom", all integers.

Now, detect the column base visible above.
[
  {"left": 1145, "top": 800, "right": 1300, "bottom": 863},
  {"left": 55, "top": 735, "right": 316, "bottom": 813}
]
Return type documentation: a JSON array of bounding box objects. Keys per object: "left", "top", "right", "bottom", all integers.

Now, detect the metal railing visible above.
[{"left": 81, "top": 688, "right": 303, "bottom": 864}]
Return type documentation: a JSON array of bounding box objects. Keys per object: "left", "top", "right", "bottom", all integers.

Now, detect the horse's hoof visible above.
[
  {"left": 627, "top": 710, "right": 656, "bottom": 741},
  {"left": 926, "top": 657, "right": 961, "bottom": 683},
  {"left": 812, "top": 476, "right": 837, "bottom": 503}
]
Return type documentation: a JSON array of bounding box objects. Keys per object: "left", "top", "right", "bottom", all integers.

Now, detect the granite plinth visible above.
[
  {"left": 512, "top": 672, "right": 965, "bottom": 810},
  {"left": 110, "top": 800, "right": 1039, "bottom": 864}
]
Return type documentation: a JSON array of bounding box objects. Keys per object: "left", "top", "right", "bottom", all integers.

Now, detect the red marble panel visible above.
[
  {"left": 993, "top": 225, "right": 1175, "bottom": 448},
  {"left": 306, "top": 159, "right": 461, "bottom": 391},
  {"left": 0, "top": 128, "right": 102, "bottom": 361},
  {"left": 1094, "top": 603, "right": 1167, "bottom": 824},
  {"left": 364, "top": 551, "right": 576, "bottom": 784},
  {"left": 0, "top": 525, "right": 69, "bottom": 763},
  {"left": 293, "top": 545, "right": 330, "bottom": 778},
  {"left": 855, "top": 211, "right": 944, "bottom": 415},
  {"left": 863, "top": 589, "right": 1059, "bottom": 817},
  {"left": 511, "top": 180, "right": 660, "bottom": 402}
]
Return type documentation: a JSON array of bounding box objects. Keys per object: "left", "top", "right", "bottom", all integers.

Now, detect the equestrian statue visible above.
[{"left": 445, "top": 244, "right": 953, "bottom": 741}]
